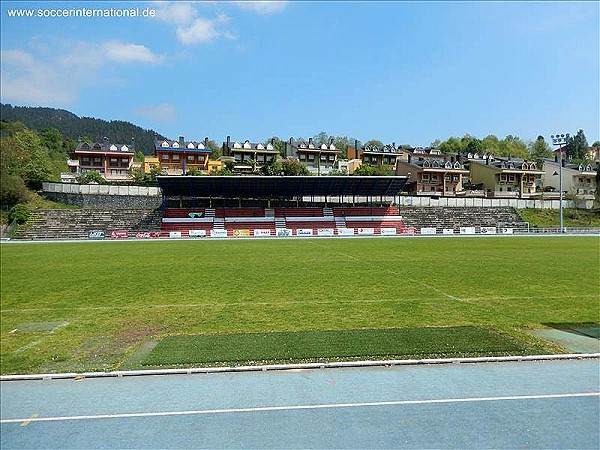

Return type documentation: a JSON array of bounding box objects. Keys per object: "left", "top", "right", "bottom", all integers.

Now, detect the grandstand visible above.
[{"left": 10, "top": 175, "right": 531, "bottom": 240}]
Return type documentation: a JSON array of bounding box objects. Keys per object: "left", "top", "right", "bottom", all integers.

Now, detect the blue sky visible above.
[{"left": 1, "top": 1, "right": 598, "bottom": 148}]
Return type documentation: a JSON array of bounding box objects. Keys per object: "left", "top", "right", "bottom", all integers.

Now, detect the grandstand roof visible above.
[{"left": 157, "top": 176, "right": 409, "bottom": 199}]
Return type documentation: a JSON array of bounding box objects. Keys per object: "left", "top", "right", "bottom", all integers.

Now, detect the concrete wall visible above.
[
  {"left": 395, "top": 196, "right": 590, "bottom": 209},
  {"left": 42, "top": 183, "right": 162, "bottom": 209}
]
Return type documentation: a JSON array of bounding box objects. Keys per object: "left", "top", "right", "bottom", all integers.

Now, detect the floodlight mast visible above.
[{"left": 550, "top": 133, "right": 569, "bottom": 233}]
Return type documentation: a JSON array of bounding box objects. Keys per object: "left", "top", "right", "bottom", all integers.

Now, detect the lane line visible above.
[
  {"left": 2, "top": 392, "right": 598, "bottom": 424},
  {"left": 2, "top": 295, "right": 597, "bottom": 312}
]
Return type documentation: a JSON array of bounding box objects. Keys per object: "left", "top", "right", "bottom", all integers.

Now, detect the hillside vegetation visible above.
[{"left": 1, "top": 103, "right": 166, "bottom": 155}]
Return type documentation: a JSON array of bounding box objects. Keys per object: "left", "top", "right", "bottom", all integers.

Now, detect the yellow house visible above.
[{"left": 143, "top": 156, "right": 160, "bottom": 175}]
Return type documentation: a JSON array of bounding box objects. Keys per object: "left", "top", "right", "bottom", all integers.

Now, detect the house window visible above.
[
  {"left": 500, "top": 174, "right": 507, "bottom": 182},
  {"left": 431, "top": 174, "right": 438, "bottom": 182},
  {"left": 198, "top": 156, "right": 205, "bottom": 163},
  {"left": 321, "top": 155, "right": 327, "bottom": 161},
  {"left": 82, "top": 157, "right": 90, "bottom": 163},
  {"left": 422, "top": 173, "right": 429, "bottom": 181},
  {"left": 299, "top": 154, "right": 306, "bottom": 161},
  {"left": 109, "top": 158, "right": 118, "bottom": 167},
  {"left": 234, "top": 154, "right": 241, "bottom": 161},
  {"left": 508, "top": 174, "right": 515, "bottom": 182},
  {"left": 172, "top": 154, "right": 180, "bottom": 161},
  {"left": 93, "top": 157, "right": 101, "bottom": 163},
  {"left": 188, "top": 155, "right": 195, "bottom": 162},
  {"left": 308, "top": 154, "right": 315, "bottom": 161},
  {"left": 121, "top": 158, "right": 129, "bottom": 165},
  {"left": 161, "top": 154, "right": 169, "bottom": 160}
]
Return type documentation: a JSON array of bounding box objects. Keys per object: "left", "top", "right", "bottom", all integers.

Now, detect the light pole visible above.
[{"left": 551, "top": 133, "right": 569, "bottom": 233}]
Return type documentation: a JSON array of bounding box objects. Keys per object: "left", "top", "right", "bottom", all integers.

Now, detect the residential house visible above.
[
  {"left": 542, "top": 157, "right": 597, "bottom": 200},
  {"left": 283, "top": 138, "right": 341, "bottom": 175},
  {"left": 155, "top": 136, "right": 211, "bottom": 175},
  {"left": 222, "top": 136, "right": 279, "bottom": 173},
  {"left": 63, "top": 137, "right": 135, "bottom": 182},
  {"left": 467, "top": 155, "right": 544, "bottom": 198},
  {"left": 396, "top": 155, "right": 469, "bottom": 196}
]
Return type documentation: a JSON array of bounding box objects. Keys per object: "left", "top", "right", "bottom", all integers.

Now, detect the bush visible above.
[
  {"left": 8, "top": 203, "right": 31, "bottom": 224},
  {"left": 0, "top": 173, "right": 28, "bottom": 207}
]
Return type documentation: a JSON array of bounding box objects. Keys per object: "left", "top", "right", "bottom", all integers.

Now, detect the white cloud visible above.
[
  {"left": 152, "top": 2, "right": 198, "bottom": 26},
  {"left": 176, "top": 14, "right": 234, "bottom": 45},
  {"left": 234, "top": 1, "right": 288, "bottom": 15},
  {"left": 1, "top": 40, "right": 163, "bottom": 106},
  {"left": 102, "top": 40, "right": 164, "bottom": 64},
  {"left": 135, "top": 103, "right": 177, "bottom": 123}
]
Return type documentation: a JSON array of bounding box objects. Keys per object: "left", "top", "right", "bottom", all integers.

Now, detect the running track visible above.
[{"left": 2, "top": 359, "right": 599, "bottom": 449}]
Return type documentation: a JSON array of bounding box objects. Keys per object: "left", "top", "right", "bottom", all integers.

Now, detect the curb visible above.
[{"left": 1, "top": 353, "right": 598, "bottom": 381}]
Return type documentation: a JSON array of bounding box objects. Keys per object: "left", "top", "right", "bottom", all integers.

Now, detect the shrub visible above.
[
  {"left": 0, "top": 172, "right": 28, "bottom": 207},
  {"left": 8, "top": 203, "right": 31, "bottom": 224}
]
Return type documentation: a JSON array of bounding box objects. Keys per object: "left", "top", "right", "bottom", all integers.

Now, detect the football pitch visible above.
[{"left": 1, "top": 236, "right": 598, "bottom": 375}]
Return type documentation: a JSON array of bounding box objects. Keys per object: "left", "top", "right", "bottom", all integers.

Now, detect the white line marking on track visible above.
[{"left": 2, "top": 392, "right": 598, "bottom": 424}]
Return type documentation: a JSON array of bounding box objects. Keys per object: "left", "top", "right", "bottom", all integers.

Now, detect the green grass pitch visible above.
[{"left": 1, "top": 236, "right": 598, "bottom": 374}]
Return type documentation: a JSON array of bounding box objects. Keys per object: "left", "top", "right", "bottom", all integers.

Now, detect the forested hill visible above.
[{"left": 0, "top": 104, "right": 167, "bottom": 155}]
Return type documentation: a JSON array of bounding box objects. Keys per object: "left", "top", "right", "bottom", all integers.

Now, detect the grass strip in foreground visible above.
[{"left": 141, "top": 326, "right": 536, "bottom": 367}]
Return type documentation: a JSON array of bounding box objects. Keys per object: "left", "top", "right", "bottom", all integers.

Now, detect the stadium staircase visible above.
[
  {"left": 14, "top": 209, "right": 162, "bottom": 240},
  {"left": 398, "top": 206, "right": 527, "bottom": 231}
]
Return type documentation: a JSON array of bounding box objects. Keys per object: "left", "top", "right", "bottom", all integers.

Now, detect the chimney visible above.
[
  {"left": 131, "top": 137, "right": 135, "bottom": 151},
  {"left": 179, "top": 136, "right": 184, "bottom": 146},
  {"left": 204, "top": 137, "right": 208, "bottom": 148},
  {"left": 309, "top": 137, "right": 313, "bottom": 146},
  {"left": 330, "top": 137, "right": 334, "bottom": 145},
  {"left": 408, "top": 154, "right": 412, "bottom": 164},
  {"left": 103, "top": 136, "right": 109, "bottom": 150},
  {"left": 354, "top": 139, "right": 359, "bottom": 159},
  {"left": 289, "top": 137, "right": 293, "bottom": 145},
  {"left": 392, "top": 142, "right": 396, "bottom": 149}
]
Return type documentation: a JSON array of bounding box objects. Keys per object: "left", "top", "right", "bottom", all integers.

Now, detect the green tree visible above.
[
  {"left": 281, "top": 158, "right": 310, "bottom": 176},
  {"left": 567, "top": 129, "right": 589, "bottom": 162},
  {"left": 265, "top": 136, "right": 284, "bottom": 156},
  {"left": 76, "top": 171, "right": 105, "bottom": 184},
  {"left": 21, "top": 148, "right": 52, "bottom": 189},
  {"left": 260, "top": 159, "right": 283, "bottom": 176},
  {"left": 134, "top": 151, "right": 145, "bottom": 162},
  {"left": 364, "top": 139, "right": 384, "bottom": 148},
  {"left": 127, "top": 166, "right": 145, "bottom": 183},
  {"left": 438, "top": 137, "right": 464, "bottom": 154},
  {"left": 529, "top": 135, "right": 552, "bottom": 165},
  {"left": 207, "top": 140, "right": 222, "bottom": 159},
  {"left": 592, "top": 141, "right": 600, "bottom": 147}
]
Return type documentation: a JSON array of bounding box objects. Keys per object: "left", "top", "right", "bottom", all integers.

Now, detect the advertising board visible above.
[
  {"left": 188, "top": 230, "right": 207, "bottom": 238},
  {"left": 337, "top": 228, "right": 355, "bottom": 236},
  {"left": 232, "top": 229, "right": 251, "bottom": 237},
  {"left": 380, "top": 228, "right": 397, "bottom": 236},
  {"left": 135, "top": 232, "right": 160, "bottom": 239},
  {"left": 110, "top": 230, "right": 129, "bottom": 239},
  {"left": 399, "top": 227, "right": 417, "bottom": 235},
  {"left": 211, "top": 229, "right": 228, "bottom": 238},
  {"left": 276, "top": 228, "right": 292, "bottom": 237},
  {"left": 420, "top": 227, "right": 437, "bottom": 235},
  {"left": 254, "top": 229, "right": 272, "bottom": 237},
  {"left": 500, "top": 228, "right": 514, "bottom": 235},
  {"left": 480, "top": 227, "right": 497, "bottom": 234},
  {"left": 443, "top": 228, "right": 455, "bottom": 235},
  {"left": 357, "top": 228, "right": 375, "bottom": 235},
  {"left": 317, "top": 228, "right": 335, "bottom": 237},
  {"left": 459, "top": 227, "right": 476, "bottom": 235},
  {"left": 87, "top": 230, "right": 105, "bottom": 240},
  {"left": 296, "top": 229, "right": 313, "bottom": 236},
  {"left": 169, "top": 231, "right": 182, "bottom": 239}
]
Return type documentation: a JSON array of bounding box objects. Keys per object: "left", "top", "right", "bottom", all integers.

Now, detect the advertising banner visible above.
[
  {"left": 276, "top": 228, "right": 292, "bottom": 237},
  {"left": 480, "top": 227, "right": 497, "bottom": 234},
  {"left": 317, "top": 228, "right": 335, "bottom": 237},
  {"left": 459, "top": 227, "right": 476, "bottom": 235},
  {"left": 420, "top": 227, "right": 437, "bottom": 235},
  {"left": 87, "top": 230, "right": 105, "bottom": 240},
  {"left": 110, "top": 230, "right": 129, "bottom": 239},
  {"left": 254, "top": 229, "right": 272, "bottom": 237},
  {"left": 442, "top": 228, "right": 455, "bottom": 235},
  {"left": 357, "top": 228, "right": 375, "bottom": 235},
  {"left": 232, "top": 229, "right": 251, "bottom": 237},
  {"left": 500, "top": 227, "right": 514, "bottom": 235},
  {"left": 135, "top": 232, "right": 160, "bottom": 239},
  {"left": 380, "top": 228, "right": 397, "bottom": 236},
  {"left": 337, "top": 228, "right": 355, "bottom": 236},
  {"left": 211, "top": 229, "right": 228, "bottom": 238},
  {"left": 296, "top": 229, "right": 313, "bottom": 236},
  {"left": 399, "top": 227, "right": 417, "bottom": 235},
  {"left": 188, "top": 230, "right": 207, "bottom": 238},
  {"left": 188, "top": 212, "right": 203, "bottom": 218},
  {"left": 169, "top": 231, "right": 182, "bottom": 239}
]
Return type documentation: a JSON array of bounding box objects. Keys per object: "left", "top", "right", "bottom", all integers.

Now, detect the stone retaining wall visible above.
[{"left": 42, "top": 183, "right": 162, "bottom": 209}]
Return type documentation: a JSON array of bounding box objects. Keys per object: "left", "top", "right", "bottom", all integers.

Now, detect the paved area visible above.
[
  {"left": 2, "top": 359, "right": 599, "bottom": 449},
  {"left": 532, "top": 328, "right": 600, "bottom": 354}
]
